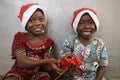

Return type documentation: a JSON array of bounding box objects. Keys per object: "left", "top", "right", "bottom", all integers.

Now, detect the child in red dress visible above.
[{"left": 4, "top": 3, "right": 60, "bottom": 80}]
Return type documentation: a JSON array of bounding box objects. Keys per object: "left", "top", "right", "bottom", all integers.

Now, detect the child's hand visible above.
[
  {"left": 62, "top": 53, "right": 77, "bottom": 60},
  {"left": 47, "top": 58, "right": 62, "bottom": 72},
  {"left": 49, "top": 58, "right": 60, "bottom": 64},
  {"left": 50, "top": 62, "right": 63, "bottom": 73}
]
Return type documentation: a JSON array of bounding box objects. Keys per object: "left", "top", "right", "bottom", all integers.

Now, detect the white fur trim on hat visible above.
[
  {"left": 18, "top": 4, "right": 46, "bottom": 31},
  {"left": 72, "top": 8, "right": 99, "bottom": 34}
]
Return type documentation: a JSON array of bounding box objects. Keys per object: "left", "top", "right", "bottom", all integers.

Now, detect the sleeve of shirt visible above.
[
  {"left": 59, "top": 36, "right": 74, "bottom": 58},
  {"left": 44, "top": 45, "right": 55, "bottom": 58},
  {"left": 11, "top": 33, "right": 26, "bottom": 59},
  {"left": 99, "top": 45, "right": 109, "bottom": 66}
]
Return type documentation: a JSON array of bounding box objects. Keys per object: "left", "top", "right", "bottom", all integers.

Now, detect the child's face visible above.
[
  {"left": 26, "top": 9, "right": 45, "bottom": 35},
  {"left": 77, "top": 13, "right": 96, "bottom": 39}
]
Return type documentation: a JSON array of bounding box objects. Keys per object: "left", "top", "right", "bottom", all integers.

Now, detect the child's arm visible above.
[
  {"left": 95, "top": 42, "right": 108, "bottom": 80},
  {"left": 95, "top": 66, "right": 105, "bottom": 80},
  {"left": 41, "top": 45, "right": 62, "bottom": 72},
  {"left": 16, "top": 53, "right": 59, "bottom": 68}
]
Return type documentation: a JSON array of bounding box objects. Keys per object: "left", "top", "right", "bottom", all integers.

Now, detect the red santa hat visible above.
[
  {"left": 71, "top": 8, "right": 99, "bottom": 34},
  {"left": 18, "top": 3, "right": 45, "bottom": 30}
]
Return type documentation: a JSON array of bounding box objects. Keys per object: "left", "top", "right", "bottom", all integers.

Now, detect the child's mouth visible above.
[{"left": 83, "top": 31, "right": 91, "bottom": 35}]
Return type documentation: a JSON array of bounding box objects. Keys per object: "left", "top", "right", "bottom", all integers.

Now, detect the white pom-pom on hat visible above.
[{"left": 71, "top": 8, "right": 99, "bottom": 34}]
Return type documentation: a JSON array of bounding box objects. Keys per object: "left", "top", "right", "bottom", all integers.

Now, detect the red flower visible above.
[
  {"left": 58, "top": 58, "right": 82, "bottom": 69},
  {"left": 55, "top": 57, "right": 82, "bottom": 80}
]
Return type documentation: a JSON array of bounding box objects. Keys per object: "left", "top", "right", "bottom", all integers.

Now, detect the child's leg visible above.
[
  {"left": 3, "top": 75, "right": 19, "bottom": 80},
  {"left": 3, "top": 73, "right": 26, "bottom": 80},
  {"left": 30, "top": 72, "right": 51, "bottom": 80},
  {"left": 57, "top": 71, "right": 73, "bottom": 80},
  {"left": 102, "top": 77, "right": 106, "bottom": 80}
]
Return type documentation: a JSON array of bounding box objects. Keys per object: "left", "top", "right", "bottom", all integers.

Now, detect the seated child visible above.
[
  {"left": 59, "top": 8, "right": 109, "bottom": 80},
  {"left": 4, "top": 3, "right": 60, "bottom": 80}
]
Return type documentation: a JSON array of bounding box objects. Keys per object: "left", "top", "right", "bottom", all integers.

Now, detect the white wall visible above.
[{"left": 0, "top": 0, "right": 120, "bottom": 78}]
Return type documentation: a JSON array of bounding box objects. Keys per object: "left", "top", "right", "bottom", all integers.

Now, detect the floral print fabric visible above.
[
  {"left": 6, "top": 32, "right": 54, "bottom": 80},
  {"left": 60, "top": 35, "right": 108, "bottom": 80}
]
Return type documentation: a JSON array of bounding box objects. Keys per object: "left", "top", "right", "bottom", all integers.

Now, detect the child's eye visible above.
[
  {"left": 39, "top": 18, "right": 45, "bottom": 22},
  {"left": 29, "top": 18, "right": 35, "bottom": 23},
  {"left": 88, "top": 22, "right": 94, "bottom": 25},
  {"left": 79, "top": 22, "right": 84, "bottom": 25}
]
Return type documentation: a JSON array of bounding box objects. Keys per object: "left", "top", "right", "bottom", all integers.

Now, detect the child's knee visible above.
[{"left": 3, "top": 75, "right": 19, "bottom": 80}]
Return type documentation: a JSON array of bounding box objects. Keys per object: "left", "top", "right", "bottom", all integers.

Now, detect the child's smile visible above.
[{"left": 82, "top": 30, "right": 92, "bottom": 36}]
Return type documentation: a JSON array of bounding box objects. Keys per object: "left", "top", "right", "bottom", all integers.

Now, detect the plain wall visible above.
[{"left": 0, "top": 0, "right": 120, "bottom": 78}]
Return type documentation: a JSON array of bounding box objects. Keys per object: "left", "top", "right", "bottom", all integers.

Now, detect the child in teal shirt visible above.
[{"left": 59, "top": 8, "right": 108, "bottom": 80}]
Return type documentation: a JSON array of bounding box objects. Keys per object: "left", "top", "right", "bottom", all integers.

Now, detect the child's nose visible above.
[
  {"left": 84, "top": 22, "right": 90, "bottom": 28},
  {"left": 35, "top": 20, "right": 41, "bottom": 25}
]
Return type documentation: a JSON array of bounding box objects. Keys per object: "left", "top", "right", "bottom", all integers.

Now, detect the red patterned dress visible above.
[{"left": 5, "top": 32, "right": 54, "bottom": 80}]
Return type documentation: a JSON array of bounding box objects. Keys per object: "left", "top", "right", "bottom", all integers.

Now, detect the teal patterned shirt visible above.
[{"left": 60, "top": 35, "right": 108, "bottom": 80}]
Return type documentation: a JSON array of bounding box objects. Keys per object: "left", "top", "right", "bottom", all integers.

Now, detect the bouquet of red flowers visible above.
[
  {"left": 58, "top": 57, "right": 82, "bottom": 69},
  {"left": 55, "top": 54, "right": 82, "bottom": 80}
]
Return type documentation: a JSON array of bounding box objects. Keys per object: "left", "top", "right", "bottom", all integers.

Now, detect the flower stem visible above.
[{"left": 55, "top": 67, "right": 68, "bottom": 80}]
